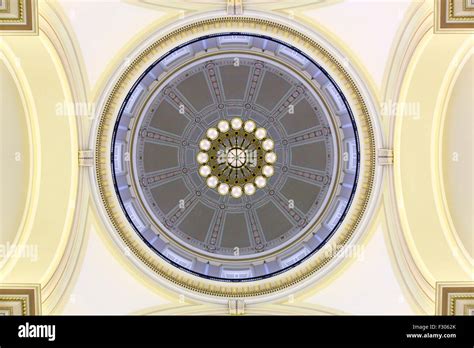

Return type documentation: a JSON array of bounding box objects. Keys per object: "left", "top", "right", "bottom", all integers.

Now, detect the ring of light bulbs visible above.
[{"left": 197, "top": 118, "right": 277, "bottom": 198}]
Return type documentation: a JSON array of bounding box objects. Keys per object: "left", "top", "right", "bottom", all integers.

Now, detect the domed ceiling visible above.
[
  {"left": 95, "top": 17, "right": 377, "bottom": 297},
  {"left": 111, "top": 34, "right": 359, "bottom": 281}
]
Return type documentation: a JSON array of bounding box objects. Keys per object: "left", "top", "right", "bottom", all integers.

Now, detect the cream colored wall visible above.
[
  {"left": 1, "top": 0, "right": 471, "bottom": 315},
  {"left": 0, "top": 31, "right": 78, "bottom": 287},
  {"left": 59, "top": 0, "right": 167, "bottom": 89},
  {"left": 60, "top": 206, "right": 176, "bottom": 314},
  {"left": 303, "top": 210, "right": 416, "bottom": 314},
  {"left": 442, "top": 54, "right": 474, "bottom": 260},
  {"left": 394, "top": 29, "right": 473, "bottom": 283},
  {"left": 303, "top": 0, "right": 413, "bottom": 93},
  {"left": 0, "top": 59, "right": 30, "bottom": 248}
]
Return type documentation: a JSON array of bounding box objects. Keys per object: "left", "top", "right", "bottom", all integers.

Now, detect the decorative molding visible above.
[
  {"left": 435, "top": 0, "right": 474, "bottom": 33},
  {"left": 382, "top": 1, "right": 437, "bottom": 314},
  {"left": 34, "top": 2, "right": 92, "bottom": 314},
  {"left": 228, "top": 299, "right": 245, "bottom": 315},
  {"left": 136, "top": 301, "right": 343, "bottom": 315},
  {"left": 78, "top": 150, "right": 94, "bottom": 167},
  {"left": 0, "top": 0, "right": 38, "bottom": 35},
  {"left": 0, "top": 284, "right": 41, "bottom": 315},
  {"left": 227, "top": 0, "right": 243, "bottom": 15},
  {"left": 378, "top": 148, "right": 394, "bottom": 165},
  {"left": 436, "top": 282, "right": 474, "bottom": 315},
  {"left": 129, "top": 0, "right": 328, "bottom": 13}
]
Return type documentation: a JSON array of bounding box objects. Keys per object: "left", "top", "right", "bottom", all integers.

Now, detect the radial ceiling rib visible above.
[
  {"left": 267, "top": 86, "right": 305, "bottom": 123},
  {"left": 286, "top": 167, "right": 330, "bottom": 187},
  {"left": 141, "top": 126, "right": 183, "bottom": 147},
  {"left": 204, "top": 61, "right": 225, "bottom": 106},
  {"left": 285, "top": 126, "right": 329, "bottom": 147},
  {"left": 204, "top": 208, "right": 226, "bottom": 251},
  {"left": 163, "top": 87, "right": 200, "bottom": 122},
  {"left": 244, "top": 208, "right": 266, "bottom": 251},
  {"left": 165, "top": 189, "right": 202, "bottom": 227},
  {"left": 141, "top": 168, "right": 185, "bottom": 189},
  {"left": 243, "top": 61, "right": 265, "bottom": 105}
]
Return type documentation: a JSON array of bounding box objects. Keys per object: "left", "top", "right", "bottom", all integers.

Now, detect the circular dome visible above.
[
  {"left": 94, "top": 17, "right": 377, "bottom": 297},
  {"left": 111, "top": 33, "right": 358, "bottom": 281}
]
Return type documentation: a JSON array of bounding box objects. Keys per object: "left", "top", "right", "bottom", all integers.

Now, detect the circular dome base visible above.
[{"left": 93, "top": 16, "right": 378, "bottom": 298}]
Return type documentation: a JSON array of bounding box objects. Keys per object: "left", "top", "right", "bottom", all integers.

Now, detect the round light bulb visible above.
[
  {"left": 255, "top": 128, "right": 267, "bottom": 140},
  {"left": 199, "top": 139, "right": 211, "bottom": 151},
  {"left": 244, "top": 183, "right": 256, "bottom": 195},
  {"left": 255, "top": 176, "right": 267, "bottom": 188},
  {"left": 207, "top": 128, "right": 219, "bottom": 140},
  {"left": 262, "top": 165, "right": 274, "bottom": 177},
  {"left": 262, "top": 139, "right": 274, "bottom": 151},
  {"left": 217, "top": 183, "right": 230, "bottom": 195},
  {"left": 230, "top": 117, "right": 243, "bottom": 130},
  {"left": 265, "top": 152, "right": 277, "bottom": 164},
  {"left": 244, "top": 120, "right": 256, "bottom": 133},
  {"left": 207, "top": 176, "right": 218, "bottom": 188},
  {"left": 230, "top": 186, "right": 243, "bottom": 198},
  {"left": 196, "top": 152, "right": 209, "bottom": 164},
  {"left": 217, "top": 120, "right": 230, "bottom": 133},
  {"left": 199, "top": 165, "right": 211, "bottom": 177}
]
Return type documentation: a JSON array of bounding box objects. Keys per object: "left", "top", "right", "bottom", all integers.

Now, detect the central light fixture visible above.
[
  {"left": 197, "top": 117, "right": 276, "bottom": 198},
  {"left": 227, "top": 147, "right": 247, "bottom": 168}
]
